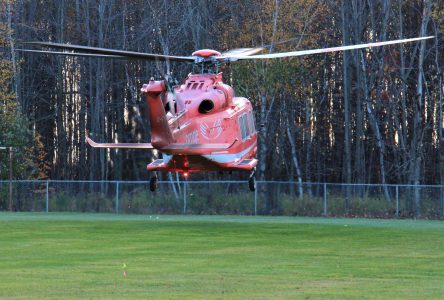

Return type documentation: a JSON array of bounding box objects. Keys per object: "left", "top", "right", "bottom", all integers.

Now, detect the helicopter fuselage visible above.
[{"left": 142, "top": 72, "right": 258, "bottom": 174}]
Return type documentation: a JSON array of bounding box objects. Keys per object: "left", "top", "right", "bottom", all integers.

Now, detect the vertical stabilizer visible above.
[{"left": 141, "top": 80, "right": 174, "bottom": 148}]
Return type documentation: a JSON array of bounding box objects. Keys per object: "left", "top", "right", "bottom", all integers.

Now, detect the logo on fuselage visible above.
[{"left": 200, "top": 119, "right": 223, "bottom": 140}]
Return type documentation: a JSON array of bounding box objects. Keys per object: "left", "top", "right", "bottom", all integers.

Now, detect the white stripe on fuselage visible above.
[
  {"left": 159, "top": 142, "right": 255, "bottom": 166},
  {"left": 202, "top": 142, "right": 256, "bottom": 163}
]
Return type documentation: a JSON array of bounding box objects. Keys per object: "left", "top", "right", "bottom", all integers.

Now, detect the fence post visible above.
[
  {"left": 396, "top": 185, "right": 399, "bottom": 218},
  {"left": 183, "top": 180, "right": 187, "bottom": 214},
  {"left": 254, "top": 181, "right": 258, "bottom": 216},
  {"left": 442, "top": 186, "right": 444, "bottom": 218},
  {"left": 8, "top": 147, "right": 13, "bottom": 211},
  {"left": 441, "top": 186, "right": 444, "bottom": 218},
  {"left": 115, "top": 181, "right": 120, "bottom": 214},
  {"left": 45, "top": 180, "right": 49, "bottom": 213},
  {"left": 323, "top": 183, "right": 328, "bottom": 216}
]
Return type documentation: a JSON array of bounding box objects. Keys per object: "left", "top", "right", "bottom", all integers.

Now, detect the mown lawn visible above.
[{"left": 0, "top": 213, "right": 443, "bottom": 299}]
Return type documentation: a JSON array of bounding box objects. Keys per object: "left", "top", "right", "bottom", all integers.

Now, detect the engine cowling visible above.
[
  {"left": 197, "top": 83, "right": 235, "bottom": 114},
  {"left": 215, "top": 83, "right": 234, "bottom": 107},
  {"left": 199, "top": 94, "right": 223, "bottom": 115}
]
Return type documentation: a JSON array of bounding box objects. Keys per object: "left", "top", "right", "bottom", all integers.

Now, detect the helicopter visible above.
[{"left": 20, "top": 36, "right": 432, "bottom": 192}]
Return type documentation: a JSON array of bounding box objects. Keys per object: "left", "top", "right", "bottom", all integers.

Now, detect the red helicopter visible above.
[{"left": 22, "top": 36, "right": 432, "bottom": 191}]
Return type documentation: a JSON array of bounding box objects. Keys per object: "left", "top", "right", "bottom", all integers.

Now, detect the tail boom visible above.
[{"left": 141, "top": 80, "right": 175, "bottom": 148}]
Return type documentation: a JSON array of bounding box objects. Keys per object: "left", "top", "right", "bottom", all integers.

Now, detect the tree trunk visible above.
[
  {"left": 286, "top": 111, "right": 303, "bottom": 198},
  {"left": 411, "top": 0, "right": 431, "bottom": 217},
  {"left": 341, "top": 0, "right": 352, "bottom": 209}
]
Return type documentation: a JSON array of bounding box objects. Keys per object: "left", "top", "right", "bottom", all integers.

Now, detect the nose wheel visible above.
[
  {"left": 248, "top": 168, "right": 256, "bottom": 192},
  {"left": 149, "top": 175, "right": 158, "bottom": 192}
]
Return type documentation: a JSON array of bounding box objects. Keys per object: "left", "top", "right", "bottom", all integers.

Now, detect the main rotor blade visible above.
[
  {"left": 17, "top": 49, "right": 126, "bottom": 59},
  {"left": 220, "top": 37, "right": 306, "bottom": 58},
  {"left": 228, "top": 36, "right": 434, "bottom": 61},
  {"left": 220, "top": 47, "right": 264, "bottom": 57},
  {"left": 24, "top": 42, "right": 196, "bottom": 62}
]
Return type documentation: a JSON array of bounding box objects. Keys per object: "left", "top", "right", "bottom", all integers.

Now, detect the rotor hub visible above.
[{"left": 192, "top": 49, "right": 222, "bottom": 58}]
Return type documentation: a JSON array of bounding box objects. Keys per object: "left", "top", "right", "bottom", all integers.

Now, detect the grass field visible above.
[{"left": 0, "top": 213, "right": 443, "bottom": 299}]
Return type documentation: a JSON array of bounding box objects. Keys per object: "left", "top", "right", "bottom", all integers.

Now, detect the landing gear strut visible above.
[
  {"left": 248, "top": 168, "right": 256, "bottom": 192},
  {"left": 150, "top": 175, "right": 158, "bottom": 192}
]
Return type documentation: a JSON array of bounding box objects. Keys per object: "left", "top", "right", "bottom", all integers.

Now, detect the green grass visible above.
[{"left": 0, "top": 213, "right": 443, "bottom": 299}]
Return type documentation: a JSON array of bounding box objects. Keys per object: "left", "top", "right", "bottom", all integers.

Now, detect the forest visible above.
[{"left": 0, "top": 0, "right": 443, "bottom": 186}]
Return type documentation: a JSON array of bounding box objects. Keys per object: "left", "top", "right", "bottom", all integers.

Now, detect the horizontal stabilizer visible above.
[{"left": 87, "top": 137, "right": 153, "bottom": 149}]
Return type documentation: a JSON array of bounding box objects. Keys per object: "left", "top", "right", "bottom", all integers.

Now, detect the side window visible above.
[
  {"left": 244, "top": 114, "right": 250, "bottom": 139},
  {"left": 248, "top": 111, "right": 255, "bottom": 134},
  {"left": 242, "top": 115, "right": 247, "bottom": 140},
  {"left": 239, "top": 115, "right": 245, "bottom": 140},
  {"left": 239, "top": 114, "right": 250, "bottom": 141}
]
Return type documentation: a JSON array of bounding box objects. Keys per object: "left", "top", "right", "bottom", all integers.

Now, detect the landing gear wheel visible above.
[
  {"left": 248, "top": 168, "right": 256, "bottom": 192},
  {"left": 149, "top": 175, "right": 158, "bottom": 192}
]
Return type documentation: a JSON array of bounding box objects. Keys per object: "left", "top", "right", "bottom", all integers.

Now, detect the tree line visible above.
[{"left": 1, "top": 0, "right": 443, "bottom": 187}]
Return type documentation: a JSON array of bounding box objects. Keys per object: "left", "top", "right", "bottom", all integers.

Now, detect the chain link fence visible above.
[{"left": 1, "top": 180, "right": 444, "bottom": 219}]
